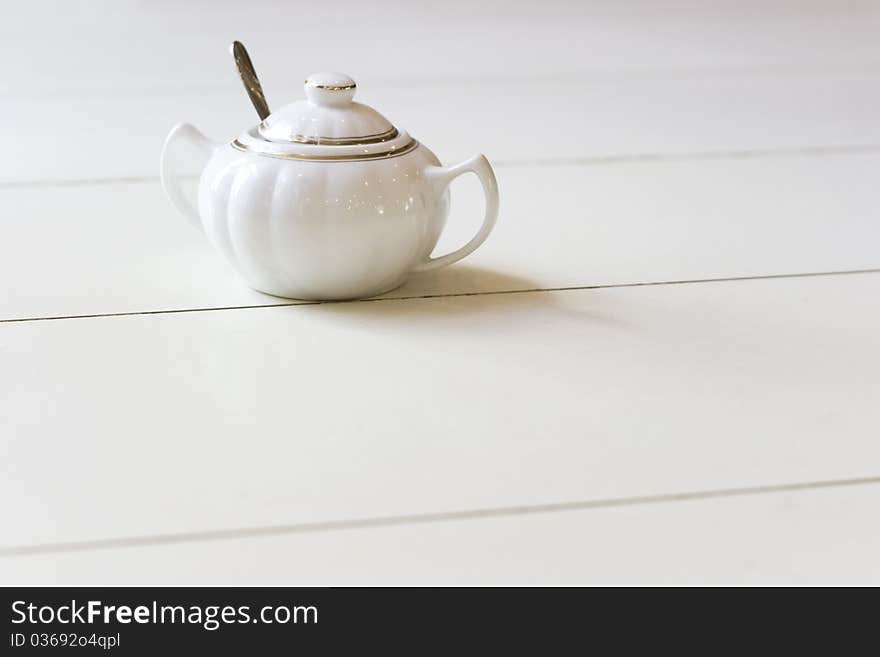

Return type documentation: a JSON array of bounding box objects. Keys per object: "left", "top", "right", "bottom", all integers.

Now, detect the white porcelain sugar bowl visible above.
[{"left": 160, "top": 50, "right": 499, "bottom": 300}]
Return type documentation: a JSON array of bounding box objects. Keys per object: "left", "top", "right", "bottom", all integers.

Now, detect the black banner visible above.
[{"left": 1, "top": 586, "right": 857, "bottom": 653}]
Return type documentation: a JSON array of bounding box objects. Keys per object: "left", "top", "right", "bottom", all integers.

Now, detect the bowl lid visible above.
[
  {"left": 234, "top": 72, "right": 416, "bottom": 161},
  {"left": 261, "top": 72, "right": 394, "bottom": 143}
]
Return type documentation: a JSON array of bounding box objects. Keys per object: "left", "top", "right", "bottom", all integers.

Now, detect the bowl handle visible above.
[
  {"left": 412, "top": 154, "right": 499, "bottom": 272},
  {"left": 159, "top": 123, "right": 219, "bottom": 229}
]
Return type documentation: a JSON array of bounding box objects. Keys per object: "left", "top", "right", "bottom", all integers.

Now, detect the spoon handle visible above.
[{"left": 231, "top": 41, "right": 271, "bottom": 121}]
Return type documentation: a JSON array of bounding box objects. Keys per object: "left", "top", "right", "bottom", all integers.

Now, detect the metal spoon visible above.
[{"left": 230, "top": 41, "right": 271, "bottom": 121}]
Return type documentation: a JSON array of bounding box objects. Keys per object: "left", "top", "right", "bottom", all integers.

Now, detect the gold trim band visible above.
[
  {"left": 232, "top": 138, "right": 419, "bottom": 162},
  {"left": 259, "top": 126, "right": 399, "bottom": 146},
  {"left": 304, "top": 80, "right": 357, "bottom": 91}
]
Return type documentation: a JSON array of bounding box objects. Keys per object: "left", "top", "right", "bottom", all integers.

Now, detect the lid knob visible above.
[{"left": 304, "top": 72, "right": 356, "bottom": 108}]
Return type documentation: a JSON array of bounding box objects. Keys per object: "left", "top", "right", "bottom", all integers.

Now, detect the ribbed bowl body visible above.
[{"left": 197, "top": 144, "right": 448, "bottom": 300}]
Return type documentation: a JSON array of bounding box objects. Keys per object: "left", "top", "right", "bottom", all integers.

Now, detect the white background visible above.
[{"left": 1, "top": 0, "right": 879, "bottom": 584}]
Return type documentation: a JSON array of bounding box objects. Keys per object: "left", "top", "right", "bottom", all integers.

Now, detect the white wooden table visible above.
[{"left": 1, "top": 1, "right": 879, "bottom": 585}]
